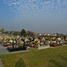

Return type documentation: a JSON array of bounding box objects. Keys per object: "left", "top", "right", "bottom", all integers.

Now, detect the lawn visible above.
[{"left": 0, "top": 46, "right": 67, "bottom": 67}]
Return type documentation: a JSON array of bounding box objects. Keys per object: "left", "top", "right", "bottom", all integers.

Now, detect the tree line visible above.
[{"left": 0, "top": 28, "right": 35, "bottom": 36}]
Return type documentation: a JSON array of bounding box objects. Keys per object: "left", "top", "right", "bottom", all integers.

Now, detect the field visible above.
[
  {"left": 0, "top": 34, "right": 15, "bottom": 38},
  {"left": 0, "top": 46, "right": 67, "bottom": 67}
]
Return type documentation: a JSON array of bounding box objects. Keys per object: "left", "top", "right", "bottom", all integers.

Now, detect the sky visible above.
[{"left": 0, "top": 0, "right": 67, "bottom": 34}]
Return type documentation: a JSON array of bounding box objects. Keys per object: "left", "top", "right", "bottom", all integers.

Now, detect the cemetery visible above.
[{"left": 0, "top": 35, "right": 67, "bottom": 67}]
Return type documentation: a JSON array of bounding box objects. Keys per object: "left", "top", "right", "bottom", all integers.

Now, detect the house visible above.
[{"left": 43, "top": 33, "right": 47, "bottom": 35}]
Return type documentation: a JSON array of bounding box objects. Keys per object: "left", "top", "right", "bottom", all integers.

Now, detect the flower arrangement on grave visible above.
[
  {"left": 52, "top": 41, "right": 56, "bottom": 45},
  {"left": 17, "top": 41, "right": 21, "bottom": 46},
  {"left": 32, "top": 40, "right": 38, "bottom": 43},
  {"left": 20, "top": 43, "right": 24, "bottom": 47},
  {"left": 12, "top": 40, "right": 16, "bottom": 46},
  {"left": 40, "top": 42, "right": 44, "bottom": 46},
  {"left": 65, "top": 37, "right": 67, "bottom": 41},
  {"left": 25, "top": 38, "right": 30, "bottom": 45},
  {"left": 34, "top": 39, "right": 38, "bottom": 46},
  {"left": 3, "top": 38, "right": 7, "bottom": 43}
]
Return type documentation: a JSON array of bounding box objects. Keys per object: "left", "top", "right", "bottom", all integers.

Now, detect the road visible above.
[{"left": 0, "top": 44, "right": 30, "bottom": 55}]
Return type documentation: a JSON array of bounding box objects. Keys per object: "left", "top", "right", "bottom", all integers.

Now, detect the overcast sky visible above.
[{"left": 0, "top": 0, "right": 67, "bottom": 34}]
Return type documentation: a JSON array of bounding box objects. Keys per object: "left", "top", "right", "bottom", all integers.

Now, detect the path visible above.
[{"left": 0, "top": 44, "right": 30, "bottom": 55}]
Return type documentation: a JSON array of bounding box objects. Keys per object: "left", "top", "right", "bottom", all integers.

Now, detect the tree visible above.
[
  {"left": 17, "top": 32, "right": 21, "bottom": 35},
  {"left": 12, "top": 31, "right": 14, "bottom": 35},
  {"left": 26, "top": 31, "right": 34, "bottom": 36},
  {"left": 20, "top": 29, "right": 26, "bottom": 36},
  {"left": 1, "top": 28, "right": 4, "bottom": 33}
]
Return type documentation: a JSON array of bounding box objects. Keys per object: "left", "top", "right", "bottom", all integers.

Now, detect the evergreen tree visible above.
[{"left": 20, "top": 29, "right": 26, "bottom": 36}]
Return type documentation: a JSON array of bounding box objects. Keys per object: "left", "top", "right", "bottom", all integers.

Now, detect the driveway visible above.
[{"left": 0, "top": 44, "right": 30, "bottom": 55}]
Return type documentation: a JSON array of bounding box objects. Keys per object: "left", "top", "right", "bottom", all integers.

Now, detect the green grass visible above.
[
  {"left": 6, "top": 34, "right": 15, "bottom": 38},
  {"left": 0, "top": 46, "right": 67, "bottom": 67}
]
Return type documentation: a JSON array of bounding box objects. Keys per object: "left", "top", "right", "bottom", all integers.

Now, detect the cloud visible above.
[{"left": 1, "top": 0, "right": 67, "bottom": 17}]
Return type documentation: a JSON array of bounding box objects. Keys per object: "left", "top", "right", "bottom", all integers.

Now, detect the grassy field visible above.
[
  {"left": 0, "top": 46, "right": 67, "bottom": 67},
  {"left": 0, "top": 34, "right": 16, "bottom": 38}
]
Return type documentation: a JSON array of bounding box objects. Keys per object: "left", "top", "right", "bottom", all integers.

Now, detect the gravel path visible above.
[{"left": 0, "top": 44, "right": 30, "bottom": 55}]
